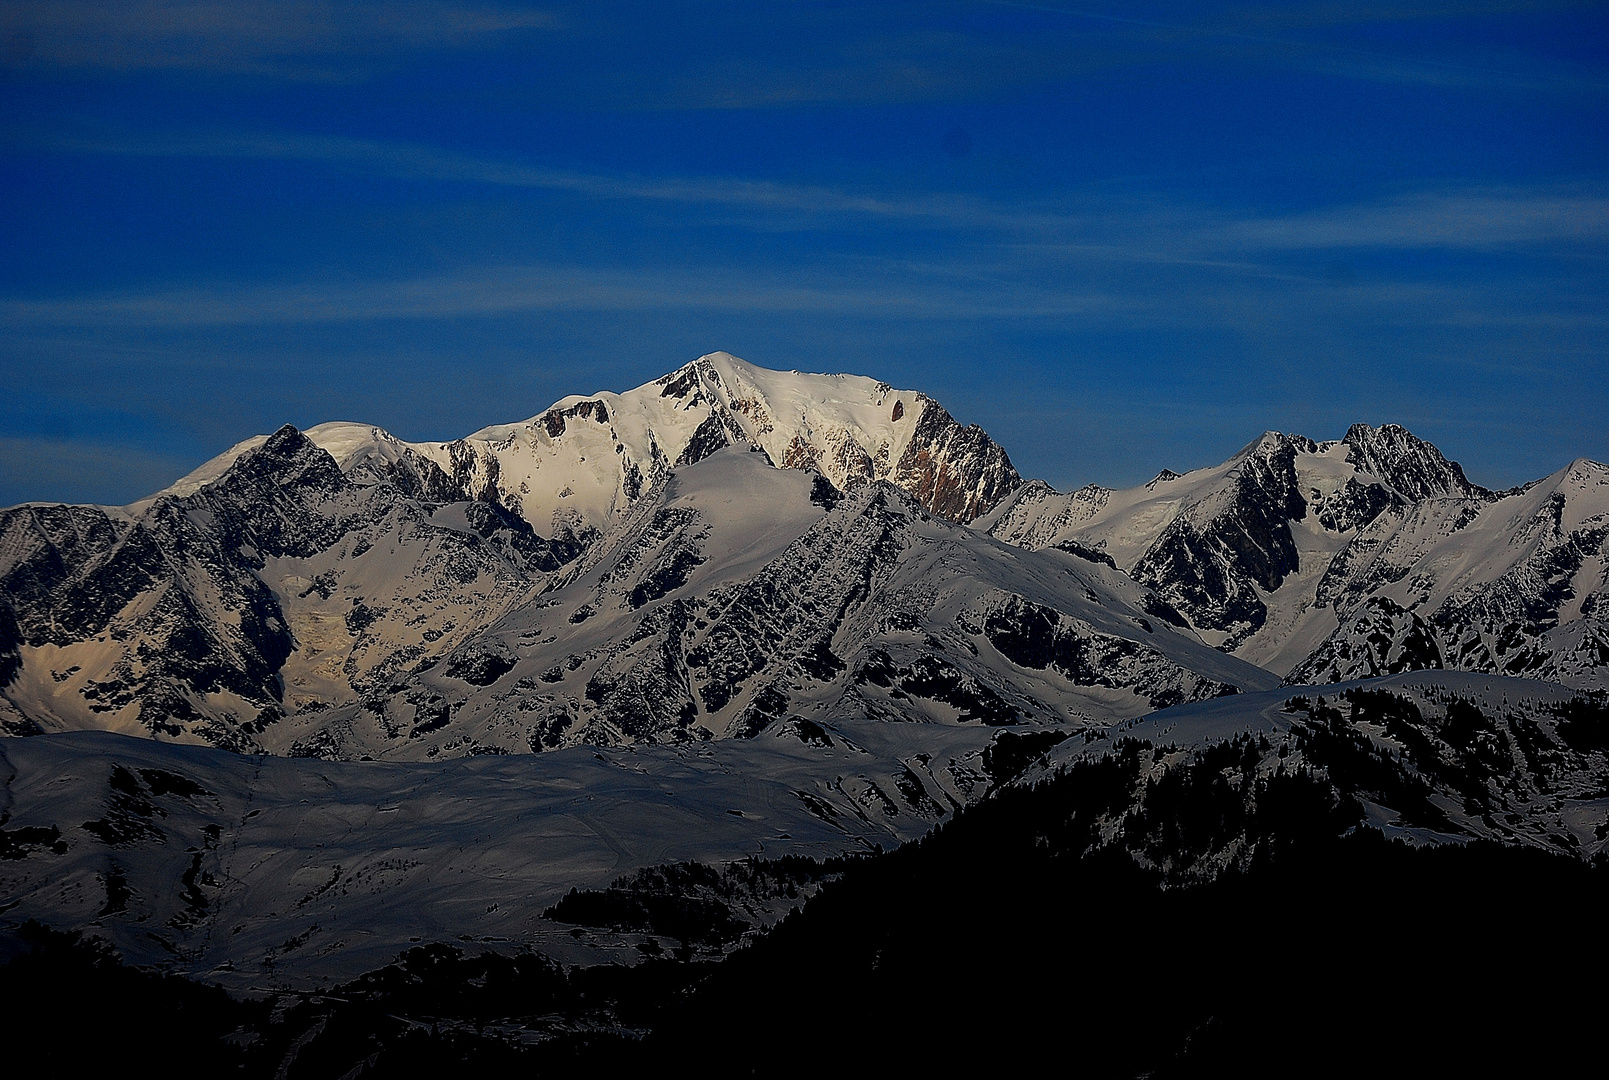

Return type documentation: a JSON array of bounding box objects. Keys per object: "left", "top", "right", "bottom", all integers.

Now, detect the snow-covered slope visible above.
[
  {"left": 318, "top": 446, "right": 1271, "bottom": 762},
  {"left": 981, "top": 423, "right": 1607, "bottom": 688},
  {"left": 1292, "top": 457, "right": 1609, "bottom": 688}
]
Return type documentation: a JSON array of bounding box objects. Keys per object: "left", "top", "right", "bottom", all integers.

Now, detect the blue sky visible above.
[{"left": 2, "top": 1, "right": 1605, "bottom": 505}]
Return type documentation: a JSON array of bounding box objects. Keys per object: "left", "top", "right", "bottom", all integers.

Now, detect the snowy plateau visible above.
[{"left": 2, "top": 352, "right": 1608, "bottom": 997}]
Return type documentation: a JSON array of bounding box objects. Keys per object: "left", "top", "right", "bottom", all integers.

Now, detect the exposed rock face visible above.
[
  {"left": 0, "top": 427, "right": 572, "bottom": 748},
  {"left": 1291, "top": 458, "right": 1609, "bottom": 689},
  {"left": 889, "top": 399, "right": 1020, "bottom": 523},
  {"left": 978, "top": 480, "right": 1110, "bottom": 550},
  {"left": 981, "top": 594, "right": 1235, "bottom": 709},
  {"left": 1126, "top": 433, "right": 1312, "bottom": 650},
  {"left": 0, "top": 600, "right": 23, "bottom": 690},
  {"left": 0, "top": 429, "right": 333, "bottom": 745},
  {"left": 980, "top": 426, "right": 1608, "bottom": 689},
  {"left": 1341, "top": 422, "right": 1487, "bottom": 501},
  {"left": 1312, "top": 477, "right": 1401, "bottom": 533},
  {"left": 1311, "top": 495, "right": 1485, "bottom": 615},
  {"left": 983, "top": 432, "right": 1327, "bottom": 651},
  {"left": 1285, "top": 596, "right": 1445, "bottom": 684}
]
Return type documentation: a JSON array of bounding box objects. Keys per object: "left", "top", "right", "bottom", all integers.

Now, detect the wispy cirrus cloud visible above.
[
  {"left": 1209, "top": 190, "right": 1609, "bottom": 252},
  {"left": 27, "top": 121, "right": 1609, "bottom": 258},
  {"left": 3, "top": 134, "right": 1605, "bottom": 339},
  {"left": 3, "top": 245, "right": 1598, "bottom": 338},
  {"left": 0, "top": 263, "right": 1144, "bottom": 329}
]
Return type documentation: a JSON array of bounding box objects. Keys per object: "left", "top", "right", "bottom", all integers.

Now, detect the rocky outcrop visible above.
[
  {"left": 1292, "top": 459, "right": 1609, "bottom": 689},
  {"left": 889, "top": 398, "right": 1021, "bottom": 522},
  {"left": 980, "top": 424, "right": 1607, "bottom": 689},
  {"left": 1342, "top": 422, "right": 1488, "bottom": 501},
  {"left": 1285, "top": 596, "right": 1445, "bottom": 684},
  {"left": 1129, "top": 435, "right": 1311, "bottom": 649},
  {"left": 0, "top": 427, "right": 572, "bottom": 749},
  {"left": 980, "top": 594, "right": 1235, "bottom": 709}
]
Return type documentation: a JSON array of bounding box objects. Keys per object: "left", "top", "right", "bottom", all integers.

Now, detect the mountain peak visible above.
[
  {"left": 1342, "top": 422, "right": 1484, "bottom": 500},
  {"left": 1232, "top": 431, "right": 1318, "bottom": 466},
  {"left": 1563, "top": 457, "right": 1608, "bottom": 482},
  {"left": 128, "top": 355, "right": 1023, "bottom": 535},
  {"left": 262, "top": 423, "right": 311, "bottom": 455}
]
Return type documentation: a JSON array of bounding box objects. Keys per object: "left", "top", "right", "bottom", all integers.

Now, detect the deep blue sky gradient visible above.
[{"left": 2, "top": 1, "right": 1606, "bottom": 505}]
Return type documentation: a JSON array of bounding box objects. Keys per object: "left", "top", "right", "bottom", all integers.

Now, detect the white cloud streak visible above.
[
  {"left": 3, "top": 250, "right": 1598, "bottom": 336},
  {"left": 29, "top": 123, "right": 1609, "bottom": 257},
  {"left": 0, "top": 264, "right": 1143, "bottom": 328},
  {"left": 1215, "top": 191, "right": 1609, "bottom": 251}
]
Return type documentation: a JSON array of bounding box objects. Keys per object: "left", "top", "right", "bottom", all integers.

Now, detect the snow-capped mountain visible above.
[
  {"left": 144, "top": 351, "right": 1021, "bottom": 535},
  {"left": 980, "top": 423, "right": 1609, "bottom": 690},
  {"left": 0, "top": 432, "right": 1265, "bottom": 758},
  {"left": 4, "top": 351, "right": 1608, "bottom": 998},
  {"left": 3, "top": 356, "right": 1606, "bottom": 756},
  {"left": 0, "top": 354, "right": 1270, "bottom": 758}
]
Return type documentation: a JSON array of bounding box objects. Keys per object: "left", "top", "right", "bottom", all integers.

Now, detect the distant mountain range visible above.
[
  {"left": 3, "top": 352, "right": 1603, "bottom": 758},
  {"left": 2, "top": 352, "right": 1606, "bottom": 1001}
]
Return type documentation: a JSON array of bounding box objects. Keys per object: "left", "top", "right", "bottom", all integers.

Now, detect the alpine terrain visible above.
[{"left": 2, "top": 353, "right": 1607, "bottom": 1074}]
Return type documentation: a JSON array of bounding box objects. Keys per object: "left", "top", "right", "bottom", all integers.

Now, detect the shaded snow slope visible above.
[
  {"left": 5, "top": 669, "right": 1602, "bottom": 992},
  {"left": 278, "top": 446, "right": 1273, "bottom": 762},
  {"left": 1038, "top": 670, "right": 1609, "bottom": 871},
  {"left": 0, "top": 720, "right": 1003, "bottom": 989}
]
